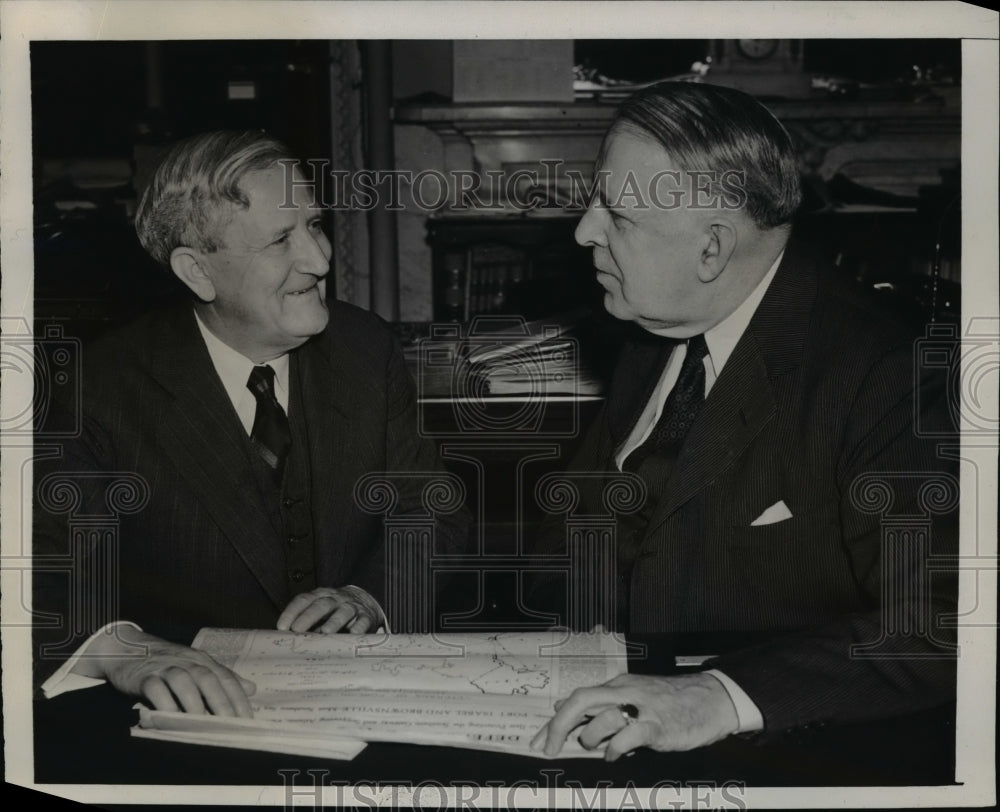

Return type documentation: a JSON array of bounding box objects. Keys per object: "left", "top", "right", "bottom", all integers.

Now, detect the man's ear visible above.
[
  {"left": 697, "top": 219, "right": 738, "bottom": 283},
  {"left": 170, "top": 247, "right": 216, "bottom": 302}
]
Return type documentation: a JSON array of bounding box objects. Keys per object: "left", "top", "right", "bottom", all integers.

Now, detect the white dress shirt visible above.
[
  {"left": 615, "top": 253, "right": 783, "bottom": 733},
  {"left": 194, "top": 313, "right": 290, "bottom": 431},
  {"left": 616, "top": 254, "right": 781, "bottom": 469}
]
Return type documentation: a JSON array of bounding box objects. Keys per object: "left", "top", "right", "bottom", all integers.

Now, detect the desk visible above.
[{"left": 33, "top": 636, "right": 956, "bottom": 791}]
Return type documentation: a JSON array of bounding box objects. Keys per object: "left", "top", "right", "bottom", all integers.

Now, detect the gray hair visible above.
[
  {"left": 134, "top": 130, "right": 295, "bottom": 266},
  {"left": 609, "top": 82, "right": 802, "bottom": 228}
]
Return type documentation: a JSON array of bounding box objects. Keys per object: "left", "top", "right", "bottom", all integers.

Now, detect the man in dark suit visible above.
[
  {"left": 531, "top": 83, "right": 957, "bottom": 758},
  {"left": 34, "top": 130, "right": 469, "bottom": 716}
]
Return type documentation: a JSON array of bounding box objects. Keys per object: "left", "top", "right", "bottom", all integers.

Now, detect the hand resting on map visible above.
[
  {"left": 530, "top": 672, "right": 739, "bottom": 761},
  {"left": 277, "top": 585, "right": 385, "bottom": 634},
  {"left": 71, "top": 625, "right": 255, "bottom": 717}
]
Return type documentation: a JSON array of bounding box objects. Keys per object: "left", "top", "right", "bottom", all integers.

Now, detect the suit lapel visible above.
[
  {"left": 291, "top": 333, "right": 358, "bottom": 582},
  {"left": 607, "top": 331, "right": 677, "bottom": 447},
  {"left": 149, "top": 307, "right": 288, "bottom": 610},
  {"left": 647, "top": 335, "right": 776, "bottom": 533},
  {"left": 640, "top": 238, "right": 820, "bottom": 538}
]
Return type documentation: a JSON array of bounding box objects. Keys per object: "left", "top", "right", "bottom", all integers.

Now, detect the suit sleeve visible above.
[
  {"left": 524, "top": 401, "right": 617, "bottom": 623},
  {"left": 342, "top": 330, "right": 472, "bottom": 626},
  {"left": 32, "top": 404, "right": 124, "bottom": 688},
  {"left": 708, "top": 340, "right": 959, "bottom": 734}
]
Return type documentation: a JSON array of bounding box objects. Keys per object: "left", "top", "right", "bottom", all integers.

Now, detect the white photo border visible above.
[{"left": 2, "top": 1, "right": 997, "bottom": 808}]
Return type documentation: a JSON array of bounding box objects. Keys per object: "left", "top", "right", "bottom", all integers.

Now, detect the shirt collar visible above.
[
  {"left": 649, "top": 250, "right": 783, "bottom": 379},
  {"left": 193, "top": 310, "right": 289, "bottom": 407},
  {"left": 703, "top": 250, "right": 783, "bottom": 378}
]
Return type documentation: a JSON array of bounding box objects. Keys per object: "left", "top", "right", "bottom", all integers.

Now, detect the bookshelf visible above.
[{"left": 427, "top": 216, "right": 598, "bottom": 322}]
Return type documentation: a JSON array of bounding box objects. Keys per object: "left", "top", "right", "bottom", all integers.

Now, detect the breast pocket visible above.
[{"left": 727, "top": 502, "right": 839, "bottom": 548}]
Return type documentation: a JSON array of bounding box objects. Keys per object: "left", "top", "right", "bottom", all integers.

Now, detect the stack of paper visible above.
[
  {"left": 463, "top": 314, "right": 604, "bottom": 398},
  {"left": 470, "top": 338, "right": 603, "bottom": 396},
  {"left": 411, "top": 313, "right": 605, "bottom": 400}
]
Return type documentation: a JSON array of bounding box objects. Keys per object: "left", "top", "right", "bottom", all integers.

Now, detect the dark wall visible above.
[
  {"left": 32, "top": 41, "right": 334, "bottom": 343},
  {"left": 32, "top": 40, "right": 332, "bottom": 163}
]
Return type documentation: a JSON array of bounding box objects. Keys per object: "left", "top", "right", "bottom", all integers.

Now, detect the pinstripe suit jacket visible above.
[
  {"left": 534, "top": 238, "right": 958, "bottom": 733},
  {"left": 33, "top": 301, "right": 469, "bottom": 684}
]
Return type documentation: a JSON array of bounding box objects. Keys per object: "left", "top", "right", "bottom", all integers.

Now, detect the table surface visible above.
[{"left": 31, "top": 634, "right": 958, "bottom": 792}]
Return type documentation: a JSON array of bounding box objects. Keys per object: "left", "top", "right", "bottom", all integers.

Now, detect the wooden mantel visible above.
[
  {"left": 395, "top": 98, "right": 959, "bottom": 127},
  {"left": 391, "top": 94, "right": 960, "bottom": 320},
  {"left": 395, "top": 97, "right": 960, "bottom": 199}
]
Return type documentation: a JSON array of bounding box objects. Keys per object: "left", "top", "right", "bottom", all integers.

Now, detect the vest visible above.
[{"left": 246, "top": 362, "right": 318, "bottom": 600}]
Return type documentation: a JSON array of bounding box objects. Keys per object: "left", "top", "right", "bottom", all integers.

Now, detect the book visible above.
[{"left": 133, "top": 629, "right": 628, "bottom": 759}]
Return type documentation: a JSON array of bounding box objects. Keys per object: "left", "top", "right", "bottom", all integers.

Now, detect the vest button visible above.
[
  {"left": 282, "top": 497, "right": 299, "bottom": 509},
  {"left": 291, "top": 570, "right": 305, "bottom": 582}
]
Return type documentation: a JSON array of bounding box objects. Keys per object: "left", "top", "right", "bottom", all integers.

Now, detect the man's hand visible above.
[
  {"left": 74, "top": 626, "right": 255, "bottom": 717},
  {"left": 277, "top": 585, "right": 383, "bottom": 634},
  {"left": 530, "top": 672, "right": 740, "bottom": 761}
]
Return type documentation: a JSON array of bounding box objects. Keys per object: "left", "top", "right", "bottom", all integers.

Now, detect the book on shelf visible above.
[{"left": 133, "top": 629, "right": 628, "bottom": 760}]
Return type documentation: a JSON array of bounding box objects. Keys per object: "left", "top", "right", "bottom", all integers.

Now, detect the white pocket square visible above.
[{"left": 750, "top": 500, "right": 793, "bottom": 526}]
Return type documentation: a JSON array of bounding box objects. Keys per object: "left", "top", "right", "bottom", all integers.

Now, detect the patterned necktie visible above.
[
  {"left": 623, "top": 334, "right": 709, "bottom": 476},
  {"left": 615, "top": 335, "right": 709, "bottom": 619},
  {"left": 247, "top": 364, "right": 291, "bottom": 480}
]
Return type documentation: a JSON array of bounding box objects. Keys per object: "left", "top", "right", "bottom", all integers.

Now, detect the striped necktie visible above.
[{"left": 246, "top": 364, "right": 291, "bottom": 481}]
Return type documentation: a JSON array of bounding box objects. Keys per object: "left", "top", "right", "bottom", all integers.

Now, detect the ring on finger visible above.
[{"left": 618, "top": 703, "right": 639, "bottom": 725}]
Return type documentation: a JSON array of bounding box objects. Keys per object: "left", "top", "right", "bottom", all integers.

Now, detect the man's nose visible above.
[
  {"left": 574, "top": 201, "right": 606, "bottom": 247},
  {"left": 297, "top": 231, "right": 332, "bottom": 277}
]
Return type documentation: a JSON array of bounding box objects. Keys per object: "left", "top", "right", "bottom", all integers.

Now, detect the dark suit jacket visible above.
[
  {"left": 533, "top": 238, "right": 958, "bottom": 734},
  {"left": 33, "top": 301, "right": 469, "bottom": 684}
]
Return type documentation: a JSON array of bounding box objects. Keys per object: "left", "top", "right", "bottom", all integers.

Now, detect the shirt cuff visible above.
[
  {"left": 705, "top": 668, "right": 764, "bottom": 733},
  {"left": 40, "top": 621, "right": 143, "bottom": 699}
]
